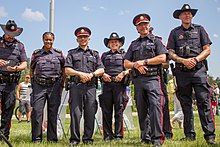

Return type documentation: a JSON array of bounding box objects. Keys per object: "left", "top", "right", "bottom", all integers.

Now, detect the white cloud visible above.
[
  {"left": 82, "top": 6, "right": 91, "bottom": 12},
  {"left": 217, "top": 7, "right": 220, "bottom": 12},
  {"left": 213, "top": 34, "right": 218, "bottom": 38},
  {"left": 119, "top": 10, "right": 130, "bottom": 15},
  {"left": 0, "top": 6, "right": 7, "bottom": 18},
  {"left": 100, "top": 6, "right": 107, "bottom": 11},
  {"left": 22, "top": 8, "right": 46, "bottom": 22}
]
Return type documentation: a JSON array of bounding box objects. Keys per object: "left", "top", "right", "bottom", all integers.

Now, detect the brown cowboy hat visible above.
[
  {"left": 104, "top": 32, "right": 125, "bottom": 48},
  {"left": 173, "top": 4, "right": 198, "bottom": 19},
  {"left": 0, "top": 20, "right": 23, "bottom": 37}
]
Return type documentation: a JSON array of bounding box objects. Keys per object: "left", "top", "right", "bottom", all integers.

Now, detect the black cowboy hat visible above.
[
  {"left": 104, "top": 32, "right": 125, "bottom": 48},
  {"left": 0, "top": 20, "right": 23, "bottom": 37},
  {"left": 173, "top": 4, "right": 198, "bottom": 19}
]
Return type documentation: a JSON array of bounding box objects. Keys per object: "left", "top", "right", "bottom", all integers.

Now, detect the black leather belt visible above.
[
  {"left": 175, "top": 62, "right": 203, "bottom": 72},
  {"left": 34, "top": 77, "right": 60, "bottom": 86},
  {"left": 0, "top": 72, "right": 21, "bottom": 84}
]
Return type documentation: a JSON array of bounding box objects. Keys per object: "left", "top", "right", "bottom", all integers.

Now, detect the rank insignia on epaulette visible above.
[{"left": 34, "top": 49, "right": 41, "bottom": 54}]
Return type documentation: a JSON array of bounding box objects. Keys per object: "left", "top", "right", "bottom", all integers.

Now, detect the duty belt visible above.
[
  {"left": 0, "top": 72, "right": 21, "bottom": 84},
  {"left": 131, "top": 67, "right": 159, "bottom": 78},
  {"left": 34, "top": 77, "right": 60, "bottom": 86},
  {"left": 69, "top": 76, "right": 97, "bottom": 86},
  {"left": 175, "top": 61, "right": 204, "bottom": 72}
]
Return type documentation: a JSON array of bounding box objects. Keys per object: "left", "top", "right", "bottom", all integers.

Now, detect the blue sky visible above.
[{"left": 0, "top": 0, "right": 220, "bottom": 78}]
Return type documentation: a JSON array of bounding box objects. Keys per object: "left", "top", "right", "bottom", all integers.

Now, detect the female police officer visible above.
[
  {"left": 100, "top": 32, "right": 130, "bottom": 141},
  {"left": 30, "top": 32, "right": 65, "bottom": 143}
]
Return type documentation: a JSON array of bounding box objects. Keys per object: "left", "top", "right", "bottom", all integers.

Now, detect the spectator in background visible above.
[{"left": 16, "top": 75, "right": 32, "bottom": 123}]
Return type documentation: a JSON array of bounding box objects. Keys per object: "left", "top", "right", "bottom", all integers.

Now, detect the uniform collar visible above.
[
  {"left": 181, "top": 24, "right": 195, "bottom": 31},
  {"left": 41, "top": 47, "right": 54, "bottom": 54}
]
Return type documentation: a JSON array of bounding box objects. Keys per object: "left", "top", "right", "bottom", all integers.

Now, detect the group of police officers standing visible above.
[{"left": 0, "top": 3, "right": 216, "bottom": 147}]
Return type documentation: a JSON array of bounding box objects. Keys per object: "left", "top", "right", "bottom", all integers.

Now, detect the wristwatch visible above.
[{"left": 144, "top": 59, "right": 148, "bottom": 65}]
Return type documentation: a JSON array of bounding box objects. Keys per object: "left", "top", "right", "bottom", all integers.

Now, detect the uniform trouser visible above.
[
  {"left": 175, "top": 66, "right": 215, "bottom": 140},
  {"left": 101, "top": 82, "right": 126, "bottom": 140},
  {"left": 133, "top": 76, "right": 164, "bottom": 144},
  {"left": 31, "top": 82, "right": 62, "bottom": 142},
  {"left": 161, "top": 82, "right": 173, "bottom": 138},
  {"left": 0, "top": 83, "right": 16, "bottom": 139},
  {"left": 69, "top": 83, "right": 97, "bottom": 143}
]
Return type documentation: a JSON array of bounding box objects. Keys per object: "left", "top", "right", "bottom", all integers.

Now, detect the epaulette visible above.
[
  {"left": 192, "top": 24, "right": 201, "bottom": 28},
  {"left": 33, "top": 49, "right": 41, "bottom": 54},
  {"left": 174, "top": 26, "right": 181, "bottom": 31},
  {"left": 54, "top": 48, "right": 62, "bottom": 53}
]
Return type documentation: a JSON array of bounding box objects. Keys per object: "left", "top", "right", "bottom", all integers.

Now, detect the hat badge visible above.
[
  {"left": 112, "top": 33, "right": 117, "bottom": 37},
  {"left": 81, "top": 29, "right": 85, "bottom": 33},
  {"left": 185, "top": 5, "right": 189, "bottom": 9},
  {"left": 140, "top": 16, "right": 144, "bottom": 20},
  {"left": 10, "top": 25, "right": 15, "bottom": 30}
]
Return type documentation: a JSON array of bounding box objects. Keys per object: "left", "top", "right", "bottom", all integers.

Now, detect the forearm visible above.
[
  {"left": 17, "top": 61, "right": 27, "bottom": 71},
  {"left": 195, "top": 44, "right": 210, "bottom": 62},
  {"left": 65, "top": 67, "right": 82, "bottom": 76},
  {"left": 93, "top": 68, "right": 104, "bottom": 77},
  {"left": 147, "top": 54, "right": 166, "bottom": 65},
  {"left": 168, "top": 49, "right": 185, "bottom": 64},
  {"left": 124, "top": 60, "right": 135, "bottom": 69}
]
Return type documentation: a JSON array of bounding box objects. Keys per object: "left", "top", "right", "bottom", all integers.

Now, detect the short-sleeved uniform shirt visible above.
[
  {"left": 0, "top": 36, "right": 27, "bottom": 74},
  {"left": 124, "top": 34, "right": 167, "bottom": 64},
  {"left": 64, "top": 46, "right": 104, "bottom": 72},
  {"left": 101, "top": 49, "right": 125, "bottom": 77},
  {"left": 30, "top": 48, "right": 65, "bottom": 78},
  {"left": 167, "top": 24, "right": 212, "bottom": 57}
]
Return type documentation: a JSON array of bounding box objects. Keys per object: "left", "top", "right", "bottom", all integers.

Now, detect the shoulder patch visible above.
[{"left": 33, "top": 49, "right": 41, "bottom": 54}]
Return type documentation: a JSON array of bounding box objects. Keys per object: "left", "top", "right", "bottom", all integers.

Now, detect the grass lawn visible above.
[{"left": 1, "top": 113, "right": 220, "bottom": 147}]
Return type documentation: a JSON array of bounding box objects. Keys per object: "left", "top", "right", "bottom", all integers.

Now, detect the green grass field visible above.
[{"left": 1, "top": 113, "right": 220, "bottom": 147}]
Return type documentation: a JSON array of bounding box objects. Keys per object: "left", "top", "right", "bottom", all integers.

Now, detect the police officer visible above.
[
  {"left": 30, "top": 32, "right": 65, "bottom": 143},
  {"left": 0, "top": 20, "right": 27, "bottom": 140},
  {"left": 167, "top": 4, "right": 215, "bottom": 145},
  {"left": 100, "top": 32, "right": 130, "bottom": 141},
  {"left": 65, "top": 27, "right": 104, "bottom": 146},
  {"left": 124, "top": 14, "right": 167, "bottom": 147},
  {"left": 150, "top": 27, "right": 173, "bottom": 139}
]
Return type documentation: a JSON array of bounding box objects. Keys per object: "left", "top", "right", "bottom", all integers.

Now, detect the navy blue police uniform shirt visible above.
[
  {"left": 101, "top": 49, "right": 125, "bottom": 77},
  {"left": 64, "top": 46, "right": 104, "bottom": 72},
  {"left": 0, "top": 37, "right": 27, "bottom": 73},
  {"left": 167, "top": 24, "right": 212, "bottom": 53},
  {"left": 30, "top": 48, "right": 65, "bottom": 78},
  {"left": 124, "top": 34, "right": 167, "bottom": 62}
]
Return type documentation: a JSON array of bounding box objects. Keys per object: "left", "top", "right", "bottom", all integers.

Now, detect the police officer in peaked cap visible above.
[
  {"left": 30, "top": 32, "right": 65, "bottom": 143},
  {"left": 100, "top": 32, "right": 130, "bottom": 141},
  {"left": 0, "top": 20, "right": 27, "bottom": 140},
  {"left": 124, "top": 14, "right": 167, "bottom": 147},
  {"left": 167, "top": 4, "right": 216, "bottom": 145},
  {"left": 65, "top": 27, "right": 104, "bottom": 146}
]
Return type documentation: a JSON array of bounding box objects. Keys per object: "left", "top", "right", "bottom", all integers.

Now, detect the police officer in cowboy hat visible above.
[
  {"left": 100, "top": 32, "right": 130, "bottom": 141},
  {"left": 124, "top": 14, "right": 167, "bottom": 147},
  {"left": 65, "top": 27, "right": 104, "bottom": 146},
  {"left": 0, "top": 20, "right": 27, "bottom": 140},
  {"left": 167, "top": 4, "right": 216, "bottom": 145}
]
